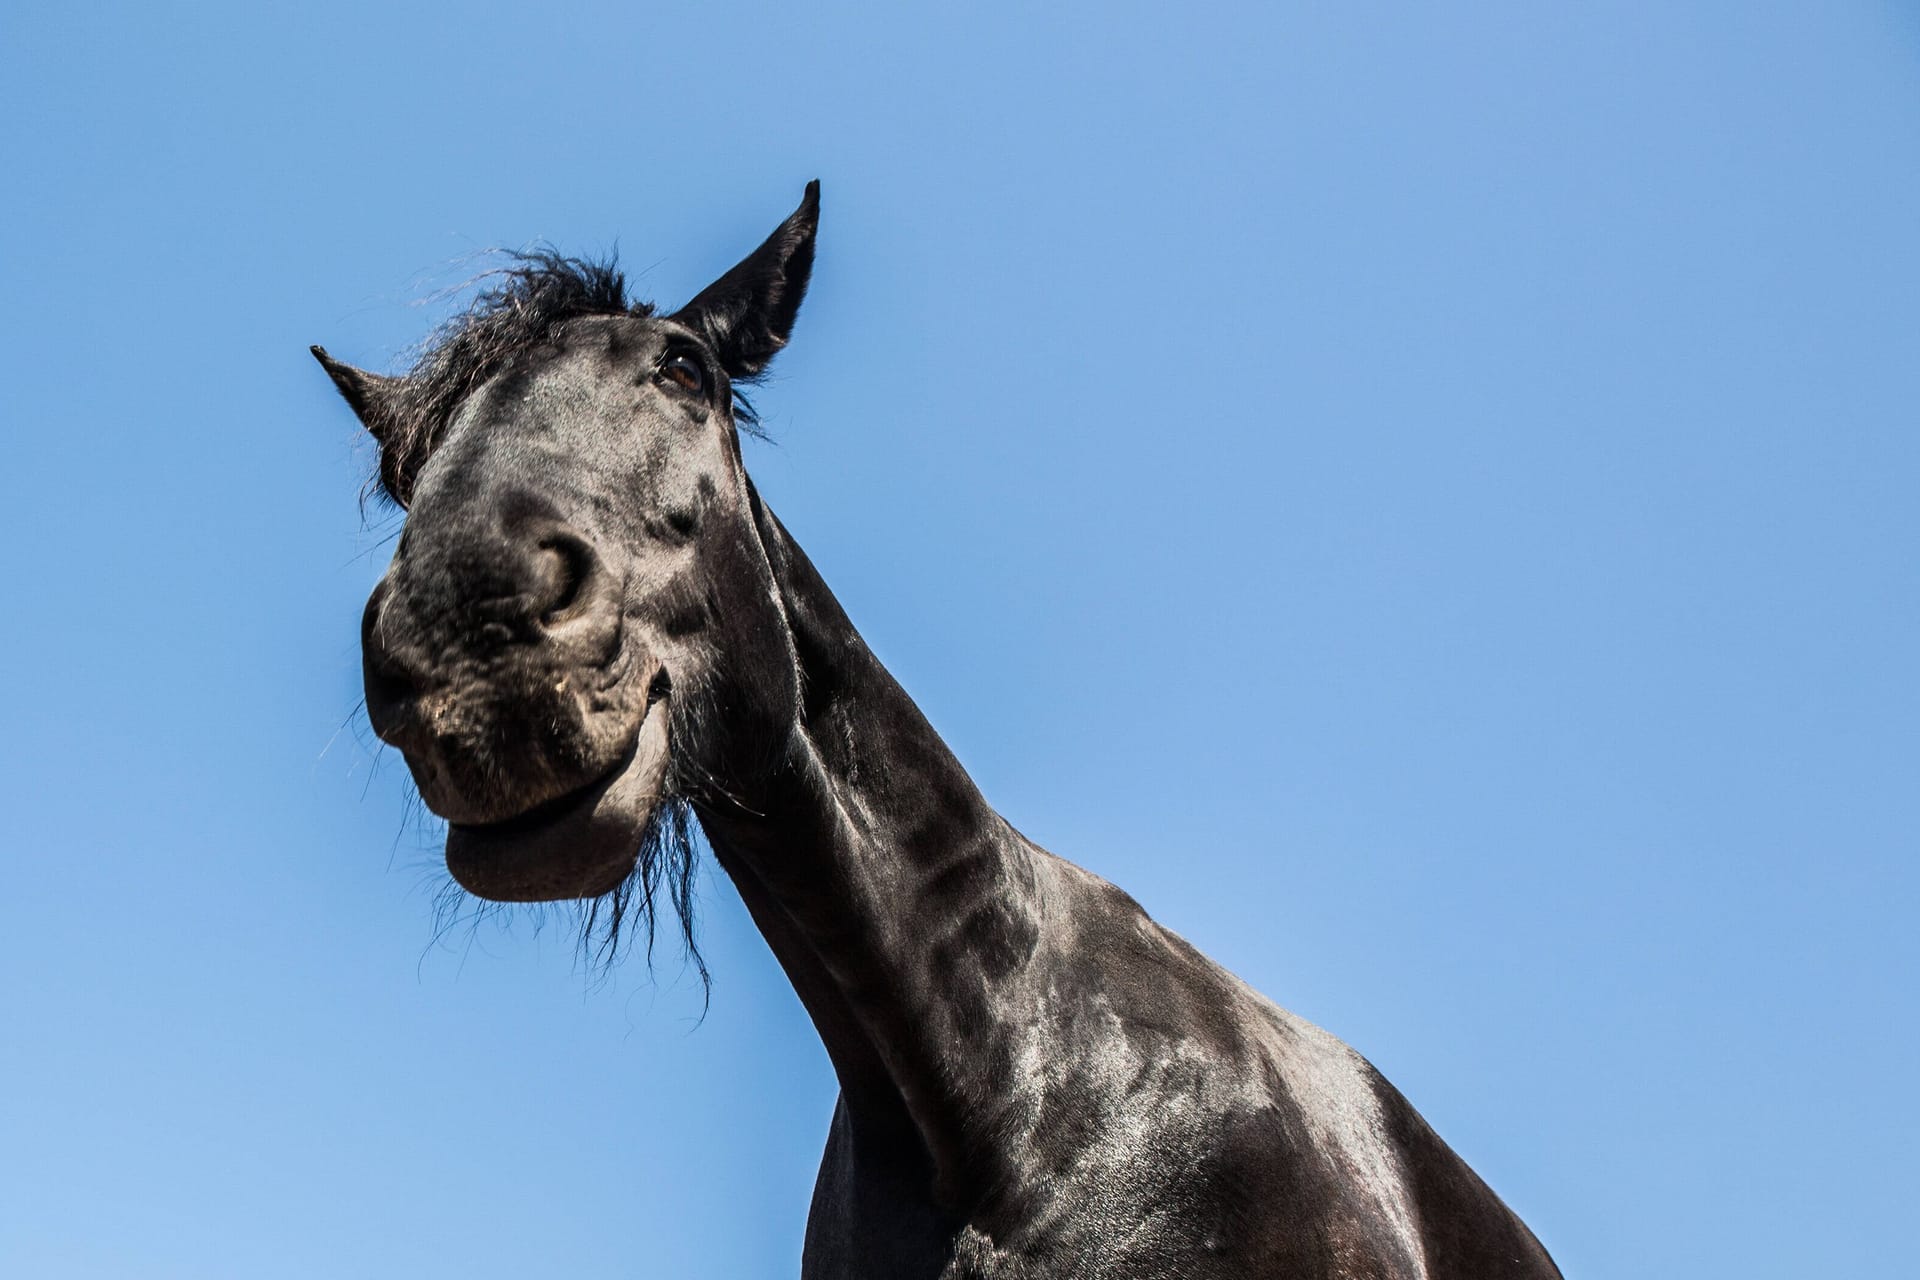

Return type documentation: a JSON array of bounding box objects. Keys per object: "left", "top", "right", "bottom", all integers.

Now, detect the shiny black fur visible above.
[{"left": 317, "top": 183, "right": 1562, "bottom": 1279}]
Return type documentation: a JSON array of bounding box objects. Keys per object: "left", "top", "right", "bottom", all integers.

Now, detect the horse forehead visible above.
[
  {"left": 537, "top": 313, "right": 663, "bottom": 376},
  {"left": 470, "top": 317, "right": 659, "bottom": 419}
]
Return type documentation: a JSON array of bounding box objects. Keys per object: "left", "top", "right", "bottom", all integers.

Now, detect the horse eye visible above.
[{"left": 661, "top": 353, "right": 706, "bottom": 394}]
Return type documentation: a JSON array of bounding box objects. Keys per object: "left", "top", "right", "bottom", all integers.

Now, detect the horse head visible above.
[{"left": 316, "top": 184, "right": 819, "bottom": 906}]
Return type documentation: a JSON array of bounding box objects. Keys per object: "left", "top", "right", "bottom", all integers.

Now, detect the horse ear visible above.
[
  {"left": 311, "top": 345, "right": 403, "bottom": 443},
  {"left": 672, "top": 180, "right": 819, "bottom": 379}
]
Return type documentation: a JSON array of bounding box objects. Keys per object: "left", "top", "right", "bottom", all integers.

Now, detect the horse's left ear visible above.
[{"left": 672, "top": 180, "right": 819, "bottom": 380}]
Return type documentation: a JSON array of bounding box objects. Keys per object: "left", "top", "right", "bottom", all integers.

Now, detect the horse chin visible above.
[{"left": 444, "top": 703, "right": 672, "bottom": 903}]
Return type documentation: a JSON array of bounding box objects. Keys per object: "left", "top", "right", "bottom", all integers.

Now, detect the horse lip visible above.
[
  {"left": 586, "top": 600, "right": 631, "bottom": 690},
  {"left": 449, "top": 692, "right": 659, "bottom": 836},
  {"left": 383, "top": 641, "right": 655, "bottom": 824},
  {"left": 443, "top": 692, "right": 673, "bottom": 903},
  {"left": 447, "top": 754, "right": 626, "bottom": 839}
]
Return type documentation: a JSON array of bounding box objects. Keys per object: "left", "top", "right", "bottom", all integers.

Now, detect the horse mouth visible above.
[{"left": 444, "top": 695, "right": 672, "bottom": 903}]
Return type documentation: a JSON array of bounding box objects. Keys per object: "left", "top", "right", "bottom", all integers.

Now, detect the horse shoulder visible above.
[{"left": 1011, "top": 861, "right": 1446, "bottom": 1276}]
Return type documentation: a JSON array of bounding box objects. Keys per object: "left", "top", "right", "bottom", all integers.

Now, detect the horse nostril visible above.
[
  {"left": 535, "top": 533, "right": 598, "bottom": 626},
  {"left": 364, "top": 661, "right": 418, "bottom": 735},
  {"left": 361, "top": 584, "right": 424, "bottom": 729}
]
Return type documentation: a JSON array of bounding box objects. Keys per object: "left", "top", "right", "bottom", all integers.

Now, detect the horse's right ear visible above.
[
  {"left": 311, "top": 345, "right": 403, "bottom": 443},
  {"left": 672, "top": 181, "right": 819, "bottom": 380}
]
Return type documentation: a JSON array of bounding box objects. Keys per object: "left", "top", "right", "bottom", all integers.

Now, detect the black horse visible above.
[{"left": 315, "top": 184, "right": 1561, "bottom": 1279}]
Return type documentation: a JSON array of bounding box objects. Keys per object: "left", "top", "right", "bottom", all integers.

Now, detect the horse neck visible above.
[{"left": 694, "top": 488, "right": 1046, "bottom": 1200}]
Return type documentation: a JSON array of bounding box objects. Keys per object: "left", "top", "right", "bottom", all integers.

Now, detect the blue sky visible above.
[{"left": 2, "top": 2, "right": 1915, "bottom": 1275}]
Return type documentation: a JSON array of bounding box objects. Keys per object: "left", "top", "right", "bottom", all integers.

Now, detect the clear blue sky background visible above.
[{"left": 3, "top": 3, "right": 1915, "bottom": 1276}]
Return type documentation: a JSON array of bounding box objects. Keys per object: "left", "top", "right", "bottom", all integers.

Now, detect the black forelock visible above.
[
  {"left": 373, "top": 251, "right": 651, "bottom": 506},
  {"left": 368, "top": 248, "right": 768, "bottom": 508}
]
